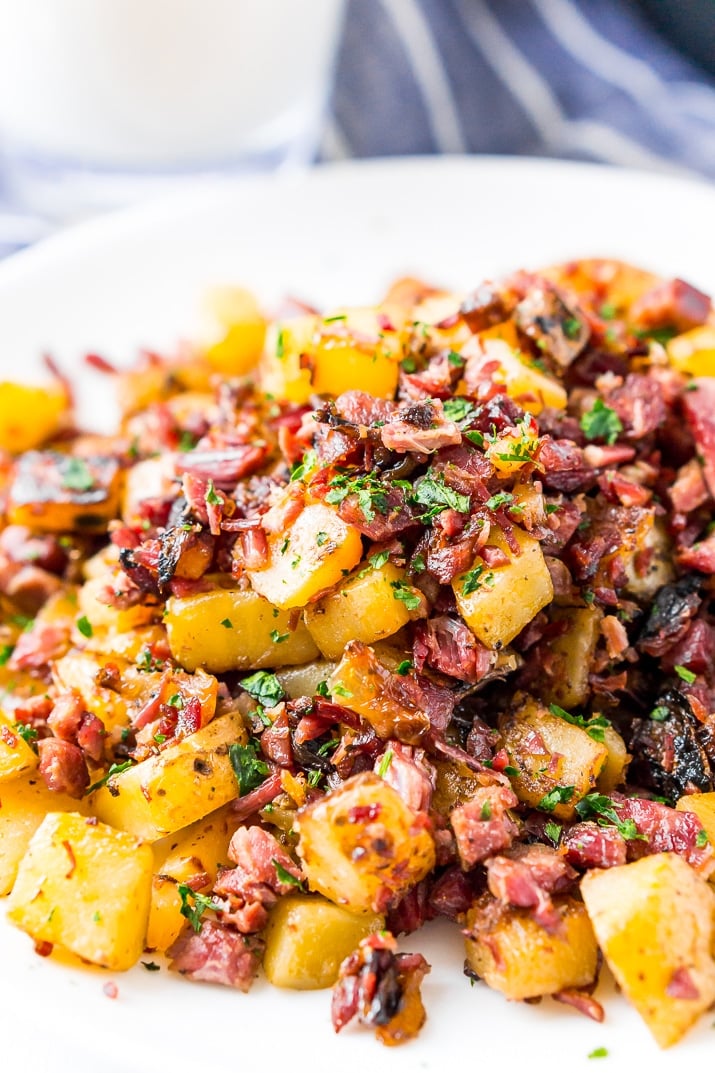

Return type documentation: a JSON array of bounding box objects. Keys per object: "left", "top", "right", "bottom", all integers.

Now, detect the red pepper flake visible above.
[
  {"left": 0, "top": 725, "right": 18, "bottom": 749},
  {"left": 34, "top": 940, "right": 53, "bottom": 958},
  {"left": 62, "top": 839, "right": 77, "bottom": 879}
]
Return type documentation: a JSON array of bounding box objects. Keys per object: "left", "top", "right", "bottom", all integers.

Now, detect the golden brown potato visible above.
[
  {"left": 498, "top": 696, "right": 608, "bottom": 820},
  {"left": 581, "top": 853, "right": 715, "bottom": 1048},
  {"left": 0, "top": 382, "right": 68, "bottom": 453},
  {"left": 465, "top": 893, "right": 598, "bottom": 999},
  {"left": 0, "top": 710, "right": 38, "bottom": 782},
  {"left": 263, "top": 893, "right": 384, "bottom": 989},
  {"left": 7, "top": 811, "right": 153, "bottom": 971},
  {"left": 295, "top": 772, "right": 435, "bottom": 913},
  {"left": 540, "top": 607, "right": 602, "bottom": 709}
]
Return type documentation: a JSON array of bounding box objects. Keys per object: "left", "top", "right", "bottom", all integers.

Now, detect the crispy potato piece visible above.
[
  {"left": 581, "top": 853, "right": 715, "bottom": 1048},
  {"left": 147, "top": 803, "right": 237, "bottom": 952},
  {"left": 0, "top": 774, "right": 89, "bottom": 895},
  {"left": 667, "top": 326, "right": 715, "bottom": 377},
  {"left": 202, "top": 285, "right": 266, "bottom": 375},
  {"left": 304, "top": 561, "right": 412, "bottom": 659},
  {"left": 328, "top": 641, "right": 429, "bottom": 743},
  {"left": 295, "top": 772, "right": 435, "bottom": 913},
  {"left": 463, "top": 338, "right": 567, "bottom": 414},
  {"left": 465, "top": 893, "right": 598, "bottom": 999},
  {"left": 453, "top": 526, "right": 553, "bottom": 649},
  {"left": 596, "top": 724, "right": 630, "bottom": 793},
  {"left": 498, "top": 696, "right": 607, "bottom": 820},
  {"left": 91, "top": 710, "right": 246, "bottom": 841},
  {"left": 0, "top": 382, "right": 68, "bottom": 453},
  {"left": 78, "top": 574, "right": 159, "bottom": 633},
  {"left": 275, "top": 660, "right": 338, "bottom": 699},
  {"left": 246, "top": 502, "right": 363, "bottom": 610},
  {"left": 7, "top": 812, "right": 153, "bottom": 971},
  {"left": 540, "top": 607, "right": 602, "bottom": 709},
  {"left": 165, "top": 581, "right": 319, "bottom": 673},
  {"left": 263, "top": 893, "right": 384, "bottom": 989},
  {"left": 0, "top": 710, "right": 38, "bottom": 781},
  {"left": 676, "top": 793, "right": 715, "bottom": 853},
  {"left": 7, "top": 451, "right": 122, "bottom": 533}
]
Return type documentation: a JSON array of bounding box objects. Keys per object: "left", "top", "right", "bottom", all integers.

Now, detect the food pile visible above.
[{"left": 1, "top": 259, "right": 715, "bottom": 1049}]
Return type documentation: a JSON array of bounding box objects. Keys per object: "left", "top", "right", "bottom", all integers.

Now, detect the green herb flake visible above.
[
  {"left": 178, "top": 885, "right": 217, "bottom": 934},
  {"left": 153, "top": 732, "right": 167, "bottom": 745},
  {"left": 167, "top": 693, "right": 184, "bottom": 709},
  {"left": 480, "top": 800, "right": 492, "bottom": 821},
  {"left": 548, "top": 703, "right": 611, "bottom": 744},
  {"left": 141, "top": 961, "right": 161, "bottom": 971},
  {"left": 696, "top": 829, "right": 710, "bottom": 848},
  {"left": 61, "top": 456, "right": 95, "bottom": 492},
  {"left": 580, "top": 398, "right": 623, "bottom": 446},
  {"left": 465, "top": 430, "right": 484, "bottom": 447},
  {"left": 443, "top": 398, "right": 476, "bottom": 423},
  {"left": 588, "top": 1048, "right": 608, "bottom": 1060},
  {"left": 86, "top": 759, "right": 135, "bottom": 795},
  {"left": 240, "top": 671, "right": 285, "bottom": 708},
  {"left": 270, "top": 629, "right": 289, "bottom": 644},
  {"left": 325, "top": 471, "right": 389, "bottom": 523},
  {"left": 204, "top": 480, "right": 222, "bottom": 506},
  {"left": 484, "top": 492, "right": 515, "bottom": 512},
  {"left": 461, "top": 564, "right": 494, "bottom": 597},
  {"left": 675, "top": 664, "right": 696, "bottom": 685},
  {"left": 413, "top": 474, "right": 470, "bottom": 520},
  {"left": 574, "top": 792, "right": 647, "bottom": 841},
  {"left": 0, "top": 643, "right": 14, "bottom": 666},
  {"left": 220, "top": 618, "right": 233, "bottom": 629},
  {"left": 378, "top": 749, "right": 394, "bottom": 778},
  {"left": 316, "top": 531, "right": 329, "bottom": 547},
  {"left": 315, "top": 680, "right": 330, "bottom": 698},
  {"left": 538, "top": 785, "right": 576, "bottom": 813},
  {"left": 275, "top": 328, "right": 286, "bottom": 358},
  {"left": 390, "top": 580, "right": 422, "bottom": 611},
  {"left": 562, "top": 317, "right": 582, "bottom": 340},
  {"left": 290, "top": 449, "right": 317, "bottom": 483},
  {"left": 229, "top": 739, "right": 269, "bottom": 796},
  {"left": 76, "top": 615, "right": 93, "bottom": 638},
  {"left": 396, "top": 660, "right": 413, "bottom": 675},
  {"left": 447, "top": 350, "right": 465, "bottom": 367},
  {"left": 272, "top": 859, "right": 304, "bottom": 889},
  {"left": 503, "top": 765, "right": 520, "bottom": 778},
  {"left": 650, "top": 705, "right": 669, "bottom": 722},
  {"left": 368, "top": 550, "right": 390, "bottom": 569},
  {"left": 401, "top": 357, "right": 417, "bottom": 373},
  {"left": 544, "top": 820, "right": 562, "bottom": 843},
  {"left": 331, "top": 681, "right": 353, "bottom": 699},
  {"left": 600, "top": 303, "right": 617, "bottom": 321}
]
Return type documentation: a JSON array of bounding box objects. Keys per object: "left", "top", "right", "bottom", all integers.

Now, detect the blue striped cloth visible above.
[{"left": 1, "top": 0, "right": 714, "bottom": 258}]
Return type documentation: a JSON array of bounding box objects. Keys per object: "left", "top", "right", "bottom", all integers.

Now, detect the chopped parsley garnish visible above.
[
  {"left": 599, "top": 302, "right": 617, "bottom": 321},
  {"left": 204, "top": 479, "right": 222, "bottom": 506},
  {"left": 62, "top": 456, "right": 95, "bottom": 492},
  {"left": 544, "top": 820, "right": 562, "bottom": 843},
  {"left": 465, "top": 430, "right": 485, "bottom": 447},
  {"left": 290, "top": 449, "right": 317, "bottom": 483},
  {"left": 443, "top": 398, "right": 477, "bottom": 423},
  {"left": 447, "top": 350, "right": 465, "bottom": 367},
  {"left": 178, "top": 885, "right": 217, "bottom": 934},
  {"left": 411, "top": 553, "right": 426, "bottom": 573},
  {"left": 480, "top": 800, "right": 492, "bottom": 821},
  {"left": 562, "top": 316, "right": 582, "bottom": 340},
  {"left": 272, "top": 859, "right": 304, "bottom": 889},
  {"left": 240, "top": 671, "right": 285, "bottom": 708},
  {"left": 396, "top": 660, "right": 413, "bottom": 675},
  {"left": 270, "top": 629, "right": 289, "bottom": 644},
  {"left": 484, "top": 492, "right": 515, "bottom": 512},
  {"left": 574, "top": 793, "right": 646, "bottom": 841},
  {"left": 413, "top": 474, "right": 470, "bottom": 520},
  {"left": 228, "top": 739, "right": 269, "bottom": 796},
  {"left": 401, "top": 356, "right": 417, "bottom": 373},
  {"left": 141, "top": 961, "right": 161, "bottom": 971},
  {"left": 13, "top": 722, "right": 38, "bottom": 748},
  {"left": 696, "top": 829, "right": 710, "bottom": 848},
  {"left": 177, "top": 430, "right": 197, "bottom": 452},
  {"left": 649, "top": 705, "right": 669, "bottom": 722},
  {"left": 275, "top": 328, "right": 286, "bottom": 358},
  {"left": 580, "top": 399, "right": 623, "bottom": 445},
  {"left": 548, "top": 703, "right": 611, "bottom": 744},
  {"left": 461, "top": 564, "right": 494, "bottom": 596},
  {"left": 390, "top": 580, "right": 422, "bottom": 611},
  {"left": 331, "top": 681, "right": 353, "bottom": 699},
  {"left": 368, "top": 549, "right": 390, "bottom": 569},
  {"left": 675, "top": 664, "right": 696, "bottom": 685},
  {"left": 0, "top": 643, "right": 13, "bottom": 666},
  {"left": 76, "top": 615, "right": 93, "bottom": 638},
  {"left": 538, "top": 785, "right": 575, "bottom": 812},
  {"left": 316, "top": 531, "right": 329, "bottom": 547},
  {"left": 167, "top": 693, "right": 183, "bottom": 709},
  {"left": 325, "top": 472, "right": 389, "bottom": 523},
  {"left": 323, "top": 314, "right": 347, "bottom": 324},
  {"left": 86, "top": 760, "right": 135, "bottom": 795},
  {"left": 315, "top": 680, "right": 330, "bottom": 698},
  {"left": 220, "top": 618, "right": 233, "bottom": 629},
  {"left": 588, "top": 1048, "right": 608, "bottom": 1060},
  {"left": 377, "top": 749, "right": 394, "bottom": 778}
]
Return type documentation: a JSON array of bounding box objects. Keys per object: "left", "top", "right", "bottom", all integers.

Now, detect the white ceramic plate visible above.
[{"left": 1, "top": 157, "right": 714, "bottom": 1073}]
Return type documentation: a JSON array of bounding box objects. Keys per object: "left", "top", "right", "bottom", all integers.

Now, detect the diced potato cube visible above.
[
  {"left": 596, "top": 724, "right": 630, "bottom": 793},
  {"left": 295, "top": 772, "right": 435, "bottom": 913},
  {"left": 0, "top": 774, "right": 89, "bottom": 895},
  {"left": 667, "top": 326, "right": 715, "bottom": 377},
  {"left": 310, "top": 309, "right": 402, "bottom": 400},
  {"left": 0, "top": 382, "right": 68, "bottom": 453},
  {"left": 91, "top": 710, "right": 246, "bottom": 841},
  {"left": 165, "top": 581, "right": 319, "bottom": 673},
  {"left": 304, "top": 561, "right": 411, "bottom": 659},
  {"left": 78, "top": 574, "right": 159, "bottom": 634},
  {"left": 466, "top": 339, "right": 567, "bottom": 414},
  {"left": 0, "top": 710, "right": 38, "bottom": 781},
  {"left": 147, "top": 803, "right": 237, "bottom": 952},
  {"left": 247, "top": 502, "right": 363, "bottom": 610},
  {"left": 465, "top": 894, "right": 598, "bottom": 999},
  {"left": 581, "top": 853, "right": 715, "bottom": 1048},
  {"left": 263, "top": 893, "right": 384, "bottom": 989},
  {"left": 275, "top": 660, "right": 338, "bottom": 699},
  {"left": 453, "top": 526, "right": 553, "bottom": 649},
  {"left": 541, "top": 607, "right": 602, "bottom": 709},
  {"left": 203, "top": 286, "right": 266, "bottom": 375},
  {"left": 676, "top": 793, "right": 715, "bottom": 849},
  {"left": 327, "top": 641, "right": 429, "bottom": 743},
  {"left": 498, "top": 696, "right": 607, "bottom": 820},
  {"left": 117, "top": 361, "right": 212, "bottom": 418},
  {"left": 8, "top": 451, "right": 121, "bottom": 533},
  {"left": 7, "top": 812, "right": 153, "bottom": 971},
  {"left": 259, "top": 317, "right": 318, "bottom": 404}
]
